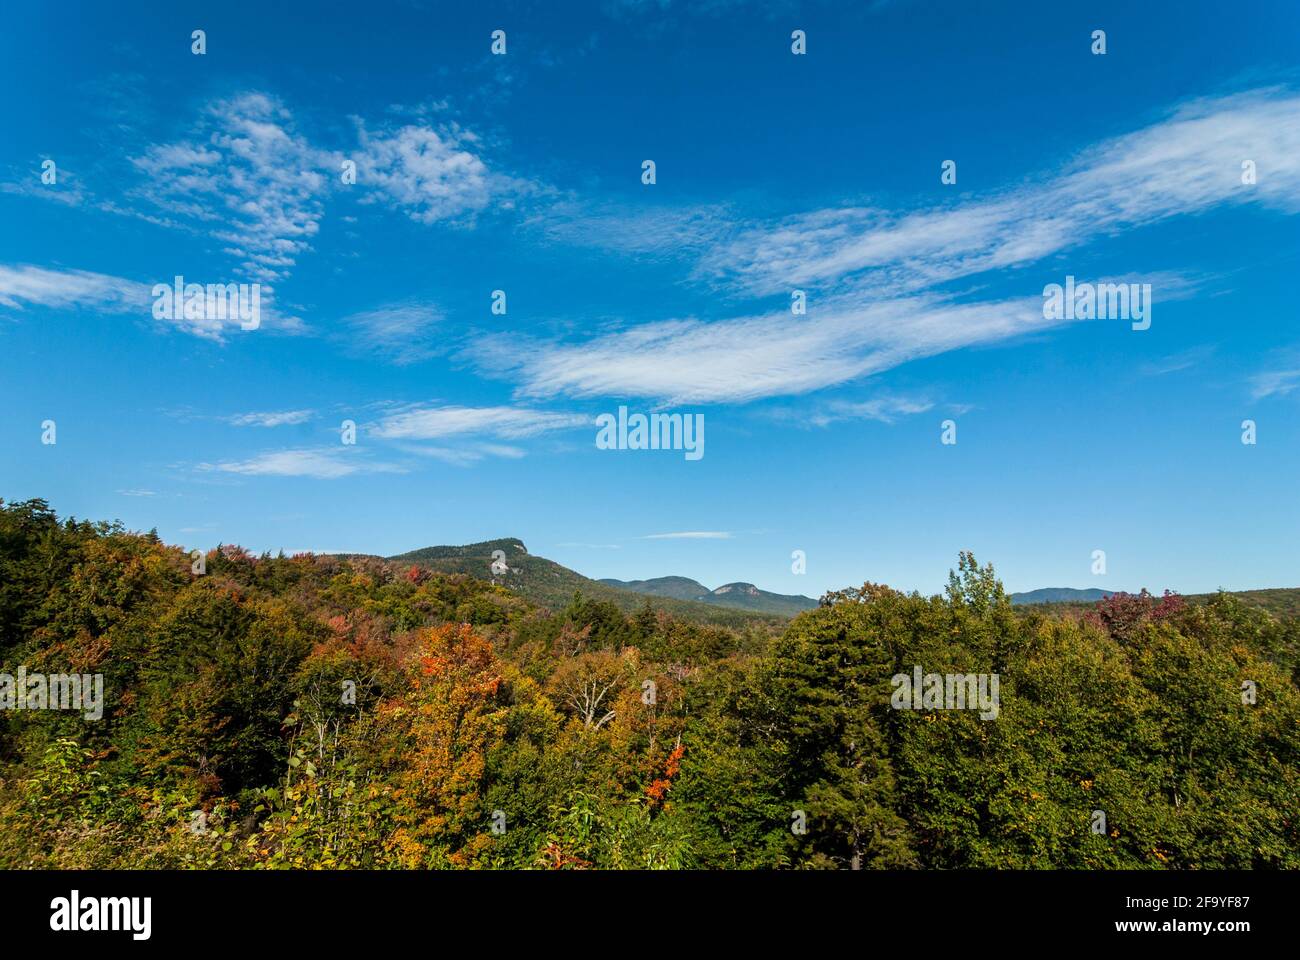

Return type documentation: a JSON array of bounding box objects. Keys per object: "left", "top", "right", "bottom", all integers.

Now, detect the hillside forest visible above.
[{"left": 2, "top": 498, "right": 1298, "bottom": 869}]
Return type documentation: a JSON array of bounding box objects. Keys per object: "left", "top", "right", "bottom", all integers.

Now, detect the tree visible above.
[
  {"left": 384, "top": 623, "right": 510, "bottom": 867},
  {"left": 547, "top": 649, "right": 627, "bottom": 731}
]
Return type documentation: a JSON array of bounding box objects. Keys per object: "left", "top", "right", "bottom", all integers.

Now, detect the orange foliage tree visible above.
[{"left": 384, "top": 622, "right": 510, "bottom": 867}]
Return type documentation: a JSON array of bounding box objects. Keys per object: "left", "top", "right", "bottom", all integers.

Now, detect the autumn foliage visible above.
[{"left": 2, "top": 499, "right": 1299, "bottom": 870}]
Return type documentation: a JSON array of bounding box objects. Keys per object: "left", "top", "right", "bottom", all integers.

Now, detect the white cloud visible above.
[
  {"left": 698, "top": 89, "right": 1300, "bottom": 296},
  {"left": 471, "top": 292, "right": 1053, "bottom": 404},
  {"left": 469, "top": 88, "right": 1300, "bottom": 405},
  {"left": 399, "top": 442, "right": 528, "bottom": 467},
  {"left": 227, "top": 410, "right": 315, "bottom": 427},
  {"left": 360, "top": 404, "right": 590, "bottom": 466},
  {"left": 808, "top": 395, "right": 935, "bottom": 427},
  {"left": 0, "top": 264, "right": 150, "bottom": 312},
  {"left": 1140, "top": 345, "right": 1216, "bottom": 377},
  {"left": 340, "top": 301, "right": 445, "bottom": 364},
  {"left": 1249, "top": 364, "right": 1300, "bottom": 400},
  {"left": 353, "top": 121, "right": 504, "bottom": 224},
  {"left": 132, "top": 93, "right": 327, "bottom": 285},
  {"left": 0, "top": 263, "right": 299, "bottom": 341},
  {"left": 641, "top": 531, "right": 733, "bottom": 540},
  {"left": 371, "top": 404, "right": 591, "bottom": 440},
  {"left": 529, "top": 199, "right": 732, "bottom": 260},
  {"left": 0, "top": 168, "right": 89, "bottom": 207},
  {"left": 10, "top": 90, "right": 519, "bottom": 340},
  {"left": 127, "top": 94, "right": 519, "bottom": 295},
  {"left": 198, "top": 448, "right": 402, "bottom": 479}
]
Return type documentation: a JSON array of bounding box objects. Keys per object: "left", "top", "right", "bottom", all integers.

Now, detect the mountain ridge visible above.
[
  {"left": 382, "top": 539, "right": 1300, "bottom": 623},
  {"left": 1008, "top": 587, "right": 1116, "bottom": 605},
  {"left": 386, "top": 539, "right": 794, "bottom": 627},
  {"left": 599, "top": 575, "right": 818, "bottom": 616}
]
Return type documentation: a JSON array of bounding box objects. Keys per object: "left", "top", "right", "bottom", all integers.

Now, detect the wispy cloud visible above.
[
  {"left": 370, "top": 404, "right": 591, "bottom": 440},
  {"left": 1140, "top": 345, "right": 1216, "bottom": 377},
  {"left": 528, "top": 199, "right": 732, "bottom": 260},
  {"left": 227, "top": 410, "right": 315, "bottom": 427},
  {"left": 641, "top": 531, "right": 733, "bottom": 540},
  {"left": 697, "top": 89, "right": 1300, "bottom": 297},
  {"left": 0, "top": 167, "right": 89, "bottom": 207},
  {"left": 197, "top": 448, "right": 402, "bottom": 479},
  {"left": 807, "top": 395, "right": 935, "bottom": 426},
  {"left": 0, "top": 263, "right": 298, "bottom": 341},
  {"left": 0, "top": 264, "right": 150, "bottom": 312},
  {"left": 122, "top": 92, "right": 526, "bottom": 294},
  {"left": 470, "top": 292, "right": 1053, "bottom": 404},
  {"left": 11, "top": 90, "right": 525, "bottom": 296},
  {"left": 1249, "top": 355, "right": 1300, "bottom": 400},
  {"left": 398, "top": 441, "right": 527, "bottom": 467},
  {"left": 131, "top": 93, "right": 327, "bottom": 285},
  {"left": 468, "top": 88, "right": 1300, "bottom": 405},
  {"left": 340, "top": 301, "right": 445, "bottom": 364}
]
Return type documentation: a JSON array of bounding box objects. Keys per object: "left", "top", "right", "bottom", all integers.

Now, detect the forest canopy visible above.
[{"left": 1, "top": 498, "right": 1297, "bottom": 869}]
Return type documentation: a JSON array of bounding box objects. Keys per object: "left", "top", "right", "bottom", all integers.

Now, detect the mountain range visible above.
[
  {"left": 381, "top": 540, "right": 1300, "bottom": 624},
  {"left": 1006, "top": 587, "right": 1115, "bottom": 605},
  {"left": 385, "top": 539, "right": 799, "bottom": 627},
  {"left": 597, "top": 575, "right": 818, "bottom": 616}
]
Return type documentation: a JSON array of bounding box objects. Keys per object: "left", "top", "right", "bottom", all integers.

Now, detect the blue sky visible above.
[{"left": 2, "top": 0, "right": 1299, "bottom": 598}]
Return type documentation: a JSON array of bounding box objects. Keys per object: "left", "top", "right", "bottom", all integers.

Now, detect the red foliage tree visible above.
[{"left": 1084, "top": 589, "right": 1184, "bottom": 642}]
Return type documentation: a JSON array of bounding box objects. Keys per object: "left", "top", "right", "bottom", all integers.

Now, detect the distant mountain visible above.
[
  {"left": 1009, "top": 587, "right": 1116, "bottom": 605},
  {"left": 1009, "top": 585, "right": 1300, "bottom": 619},
  {"left": 393, "top": 539, "right": 525, "bottom": 562},
  {"left": 596, "top": 576, "right": 711, "bottom": 601},
  {"left": 387, "top": 549, "right": 1300, "bottom": 624},
  {"left": 387, "top": 540, "right": 793, "bottom": 628},
  {"left": 601, "top": 576, "right": 818, "bottom": 617}
]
